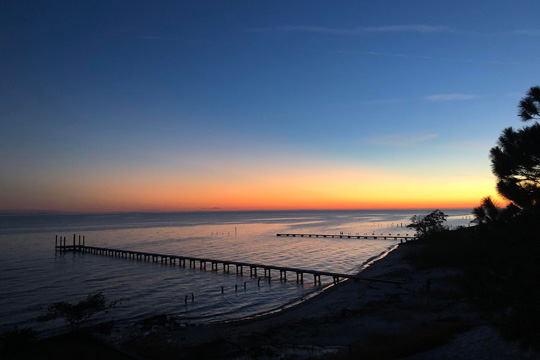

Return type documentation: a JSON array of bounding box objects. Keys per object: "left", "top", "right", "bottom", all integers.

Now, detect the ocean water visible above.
[{"left": 0, "top": 209, "right": 472, "bottom": 334}]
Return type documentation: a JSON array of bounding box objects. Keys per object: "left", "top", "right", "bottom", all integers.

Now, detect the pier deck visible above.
[
  {"left": 55, "top": 235, "right": 406, "bottom": 286},
  {"left": 277, "top": 233, "right": 416, "bottom": 241}
]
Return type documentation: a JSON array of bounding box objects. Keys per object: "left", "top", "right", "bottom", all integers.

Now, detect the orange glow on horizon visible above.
[{"left": 1, "top": 161, "right": 505, "bottom": 213}]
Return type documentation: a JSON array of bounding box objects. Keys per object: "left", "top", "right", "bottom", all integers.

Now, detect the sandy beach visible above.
[{"left": 118, "top": 242, "right": 539, "bottom": 359}]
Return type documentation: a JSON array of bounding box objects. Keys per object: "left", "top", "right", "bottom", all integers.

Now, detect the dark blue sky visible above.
[{"left": 2, "top": 1, "right": 539, "bottom": 211}]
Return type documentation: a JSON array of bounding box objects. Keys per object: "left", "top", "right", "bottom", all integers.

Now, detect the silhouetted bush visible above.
[
  {"left": 329, "top": 322, "right": 471, "bottom": 360},
  {"left": 406, "top": 209, "right": 448, "bottom": 240},
  {"left": 412, "top": 210, "right": 540, "bottom": 349},
  {"left": 38, "top": 293, "right": 118, "bottom": 332}
]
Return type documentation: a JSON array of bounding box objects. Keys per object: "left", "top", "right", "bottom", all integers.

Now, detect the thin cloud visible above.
[
  {"left": 364, "top": 25, "right": 453, "bottom": 33},
  {"left": 135, "top": 36, "right": 242, "bottom": 49},
  {"left": 441, "top": 141, "right": 492, "bottom": 152},
  {"left": 358, "top": 50, "right": 434, "bottom": 60},
  {"left": 300, "top": 47, "right": 435, "bottom": 60},
  {"left": 137, "top": 36, "right": 196, "bottom": 41},
  {"left": 512, "top": 29, "right": 540, "bottom": 36},
  {"left": 358, "top": 98, "right": 407, "bottom": 105},
  {"left": 462, "top": 59, "right": 521, "bottom": 66},
  {"left": 425, "top": 94, "right": 478, "bottom": 101},
  {"left": 139, "top": 36, "right": 171, "bottom": 40},
  {"left": 136, "top": 36, "right": 218, "bottom": 45},
  {"left": 371, "top": 133, "right": 439, "bottom": 147},
  {"left": 301, "top": 47, "right": 522, "bottom": 67},
  {"left": 251, "top": 25, "right": 454, "bottom": 35}
]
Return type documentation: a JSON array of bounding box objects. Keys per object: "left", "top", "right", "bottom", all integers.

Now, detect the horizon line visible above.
[{"left": 0, "top": 206, "right": 474, "bottom": 215}]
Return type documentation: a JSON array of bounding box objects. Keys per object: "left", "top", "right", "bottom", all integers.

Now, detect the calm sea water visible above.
[{"left": 0, "top": 209, "right": 472, "bottom": 334}]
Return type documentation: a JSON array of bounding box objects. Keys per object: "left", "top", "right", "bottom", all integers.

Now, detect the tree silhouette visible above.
[
  {"left": 471, "top": 196, "right": 520, "bottom": 225},
  {"left": 471, "top": 205, "right": 487, "bottom": 225},
  {"left": 490, "top": 86, "right": 540, "bottom": 208},
  {"left": 472, "top": 196, "right": 498, "bottom": 224},
  {"left": 407, "top": 209, "right": 448, "bottom": 239},
  {"left": 490, "top": 124, "right": 540, "bottom": 208},
  {"left": 518, "top": 86, "right": 540, "bottom": 122},
  {"left": 38, "top": 293, "right": 118, "bottom": 332}
]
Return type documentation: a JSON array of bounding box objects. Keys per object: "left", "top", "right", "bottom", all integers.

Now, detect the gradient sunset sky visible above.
[{"left": 2, "top": 1, "right": 539, "bottom": 212}]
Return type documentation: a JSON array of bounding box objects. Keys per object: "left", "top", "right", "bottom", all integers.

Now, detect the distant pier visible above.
[
  {"left": 276, "top": 233, "right": 417, "bottom": 242},
  {"left": 55, "top": 234, "right": 406, "bottom": 286}
]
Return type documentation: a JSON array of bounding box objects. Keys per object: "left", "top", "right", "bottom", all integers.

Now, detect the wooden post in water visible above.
[
  {"left": 83, "top": 236, "right": 85, "bottom": 247},
  {"left": 73, "top": 234, "right": 76, "bottom": 248}
]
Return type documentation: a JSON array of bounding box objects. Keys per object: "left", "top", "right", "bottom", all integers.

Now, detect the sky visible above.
[{"left": 1, "top": 0, "right": 539, "bottom": 212}]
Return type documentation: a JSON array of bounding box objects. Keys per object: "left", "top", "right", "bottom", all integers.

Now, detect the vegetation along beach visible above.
[{"left": 2, "top": 1, "right": 540, "bottom": 359}]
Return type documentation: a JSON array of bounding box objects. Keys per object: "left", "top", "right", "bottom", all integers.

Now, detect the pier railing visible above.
[{"left": 55, "top": 234, "right": 406, "bottom": 286}]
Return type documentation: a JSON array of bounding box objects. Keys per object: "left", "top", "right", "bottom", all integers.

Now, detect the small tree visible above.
[
  {"left": 407, "top": 209, "right": 448, "bottom": 239},
  {"left": 471, "top": 196, "right": 520, "bottom": 225},
  {"left": 471, "top": 196, "right": 499, "bottom": 225},
  {"left": 471, "top": 205, "right": 487, "bottom": 225},
  {"left": 38, "top": 293, "right": 118, "bottom": 332}
]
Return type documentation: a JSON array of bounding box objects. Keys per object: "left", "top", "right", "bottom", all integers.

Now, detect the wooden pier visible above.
[
  {"left": 277, "top": 233, "right": 417, "bottom": 242},
  {"left": 55, "top": 234, "right": 405, "bottom": 286}
]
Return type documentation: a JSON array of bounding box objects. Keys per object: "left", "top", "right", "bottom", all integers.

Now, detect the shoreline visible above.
[
  {"left": 117, "top": 243, "right": 414, "bottom": 348},
  {"left": 119, "top": 242, "right": 539, "bottom": 359},
  {"left": 187, "top": 243, "right": 401, "bottom": 327},
  {"left": 223, "top": 242, "right": 401, "bottom": 325}
]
